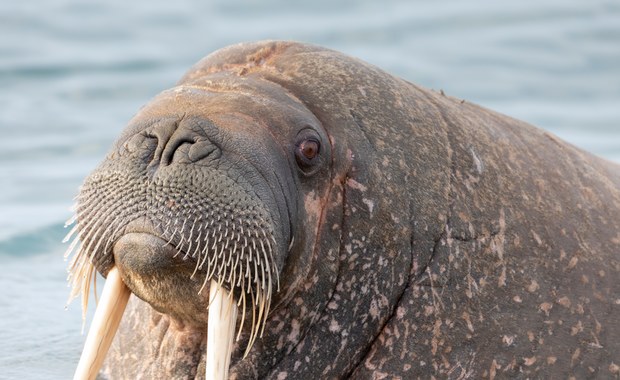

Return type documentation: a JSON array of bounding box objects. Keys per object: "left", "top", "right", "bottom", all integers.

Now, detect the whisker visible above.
[
  {"left": 64, "top": 213, "right": 78, "bottom": 228},
  {"left": 63, "top": 223, "right": 79, "bottom": 244}
]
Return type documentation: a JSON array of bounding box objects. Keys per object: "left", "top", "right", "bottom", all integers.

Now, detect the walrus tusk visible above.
[
  {"left": 73, "top": 267, "right": 130, "bottom": 380},
  {"left": 206, "top": 279, "right": 238, "bottom": 380}
]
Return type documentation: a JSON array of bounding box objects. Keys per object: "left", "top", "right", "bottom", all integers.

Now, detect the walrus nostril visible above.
[
  {"left": 142, "top": 118, "right": 220, "bottom": 168},
  {"left": 161, "top": 135, "right": 195, "bottom": 166},
  {"left": 160, "top": 131, "right": 219, "bottom": 166}
]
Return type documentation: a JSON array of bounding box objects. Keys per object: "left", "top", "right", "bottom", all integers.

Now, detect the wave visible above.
[{"left": 0, "top": 223, "right": 67, "bottom": 257}]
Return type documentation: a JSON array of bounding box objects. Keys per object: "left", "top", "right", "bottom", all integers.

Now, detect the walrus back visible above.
[{"left": 355, "top": 83, "right": 620, "bottom": 378}]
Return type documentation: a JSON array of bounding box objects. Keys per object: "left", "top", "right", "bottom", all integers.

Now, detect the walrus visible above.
[{"left": 65, "top": 41, "right": 620, "bottom": 379}]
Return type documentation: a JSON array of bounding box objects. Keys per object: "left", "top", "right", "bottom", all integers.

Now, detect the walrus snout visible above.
[
  {"left": 66, "top": 101, "right": 292, "bottom": 351},
  {"left": 113, "top": 233, "right": 211, "bottom": 328}
]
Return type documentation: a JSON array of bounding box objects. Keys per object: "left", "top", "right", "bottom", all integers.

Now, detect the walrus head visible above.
[
  {"left": 66, "top": 68, "right": 335, "bottom": 339},
  {"left": 64, "top": 42, "right": 352, "bottom": 380},
  {"left": 65, "top": 41, "right": 446, "bottom": 379}
]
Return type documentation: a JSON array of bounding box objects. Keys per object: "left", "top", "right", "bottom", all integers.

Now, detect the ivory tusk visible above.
[
  {"left": 206, "top": 279, "right": 238, "bottom": 380},
  {"left": 73, "top": 267, "right": 130, "bottom": 380}
]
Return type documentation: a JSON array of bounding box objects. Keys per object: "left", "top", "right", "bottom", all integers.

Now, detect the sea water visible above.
[{"left": 0, "top": 0, "right": 618, "bottom": 378}]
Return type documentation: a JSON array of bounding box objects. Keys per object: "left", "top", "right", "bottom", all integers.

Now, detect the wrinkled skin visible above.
[{"left": 86, "top": 42, "right": 620, "bottom": 379}]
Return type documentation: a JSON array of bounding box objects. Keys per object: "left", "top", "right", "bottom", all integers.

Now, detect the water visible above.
[{"left": 1, "top": 0, "right": 618, "bottom": 378}]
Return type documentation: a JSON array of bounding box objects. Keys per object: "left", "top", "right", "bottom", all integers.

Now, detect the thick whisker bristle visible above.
[{"left": 65, "top": 174, "right": 280, "bottom": 366}]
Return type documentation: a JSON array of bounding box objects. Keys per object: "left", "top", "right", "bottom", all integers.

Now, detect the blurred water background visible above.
[{"left": 0, "top": 0, "right": 618, "bottom": 378}]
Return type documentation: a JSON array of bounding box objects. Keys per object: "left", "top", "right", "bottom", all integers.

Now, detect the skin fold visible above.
[{"left": 71, "top": 41, "right": 619, "bottom": 379}]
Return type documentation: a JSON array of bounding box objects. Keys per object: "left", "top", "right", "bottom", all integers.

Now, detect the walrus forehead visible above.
[{"left": 116, "top": 83, "right": 324, "bottom": 147}]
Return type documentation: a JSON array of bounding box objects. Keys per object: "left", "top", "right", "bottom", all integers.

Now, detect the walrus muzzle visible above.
[{"left": 65, "top": 111, "right": 289, "bottom": 379}]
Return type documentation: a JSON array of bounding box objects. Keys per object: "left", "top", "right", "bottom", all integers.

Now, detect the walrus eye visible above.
[
  {"left": 295, "top": 138, "right": 320, "bottom": 168},
  {"left": 300, "top": 139, "right": 319, "bottom": 160}
]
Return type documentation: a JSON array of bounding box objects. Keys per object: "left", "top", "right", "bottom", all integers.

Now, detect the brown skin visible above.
[{"left": 93, "top": 42, "right": 620, "bottom": 379}]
